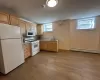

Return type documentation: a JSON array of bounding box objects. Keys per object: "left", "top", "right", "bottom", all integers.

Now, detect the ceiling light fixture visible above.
[{"left": 46, "top": 0, "right": 58, "bottom": 7}]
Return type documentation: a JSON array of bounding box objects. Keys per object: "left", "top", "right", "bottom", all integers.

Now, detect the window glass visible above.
[
  {"left": 44, "top": 23, "right": 53, "bottom": 32},
  {"left": 77, "top": 17, "right": 95, "bottom": 29}
]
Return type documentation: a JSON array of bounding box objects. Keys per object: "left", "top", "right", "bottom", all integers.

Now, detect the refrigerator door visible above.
[
  {"left": 1, "top": 39, "right": 24, "bottom": 74},
  {"left": 0, "top": 23, "right": 21, "bottom": 39}
]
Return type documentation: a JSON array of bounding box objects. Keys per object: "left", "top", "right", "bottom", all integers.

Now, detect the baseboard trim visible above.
[
  {"left": 70, "top": 48, "right": 100, "bottom": 53},
  {"left": 59, "top": 49, "right": 69, "bottom": 52}
]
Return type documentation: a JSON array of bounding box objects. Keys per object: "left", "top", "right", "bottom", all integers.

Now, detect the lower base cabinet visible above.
[
  {"left": 40, "top": 41, "right": 58, "bottom": 52},
  {"left": 23, "top": 43, "right": 31, "bottom": 59}
]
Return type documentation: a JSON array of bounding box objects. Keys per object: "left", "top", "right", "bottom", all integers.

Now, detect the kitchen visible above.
[
  {"left": 0, "top": 0, "right": 100, "bottom": 80},
  {"left": 0, "top": 12, "right": 58, "bottom": 74}
]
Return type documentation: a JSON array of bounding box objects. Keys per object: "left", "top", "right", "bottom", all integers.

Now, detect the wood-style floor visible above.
[{"left": 0, "top": 51, "right": 100, "bottom": 80}]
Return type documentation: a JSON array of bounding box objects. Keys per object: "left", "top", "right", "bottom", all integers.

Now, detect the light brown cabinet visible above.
[
  {"left": 37, "top": 24, "right": 43, "bottom": 35},
  {"left": 47, "top": 41, "right": 58, "bottom": 52},
  {"left": 25, "top": 22, "right": 32, "bottom": 31},
  {"left": 0, "top": 12, "right": 9, "bottom": 24},
  {"left": 40, "top": 41, "right": 48, "bottom": 50},
  {"left": 40, "top": 41, "right": 58, "bottom": 52},
  {"left": 10, "top": 15, "right": 19, "bottom": 26},
  {"left": 25, "top": 22, "right": 37, "bottom": 35},
  {"left": 32, "top": 23, "right": 37, "bottom": 28},
  {"left": 19, "top": 20, "right": 26, "bottom": 35},
  {"left": 23, "top": 43, "right": 32, "bottom": 59}
]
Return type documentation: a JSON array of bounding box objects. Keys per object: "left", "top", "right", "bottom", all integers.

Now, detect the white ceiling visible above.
[{"left": 0, "top": 0, "right": 100, "bottom": 24}]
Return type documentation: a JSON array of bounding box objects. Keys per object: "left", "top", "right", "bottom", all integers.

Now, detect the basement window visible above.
[
  {"left": 77, "top": 17, "right": 95, "bottom": 30},
  {"left": 43, "top": 23, "right": 53, "bottom": 32}
]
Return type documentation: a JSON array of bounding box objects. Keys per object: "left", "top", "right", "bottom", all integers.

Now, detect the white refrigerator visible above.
[{"left": 0, "top": 23, "right": 25, "bottom": 74}]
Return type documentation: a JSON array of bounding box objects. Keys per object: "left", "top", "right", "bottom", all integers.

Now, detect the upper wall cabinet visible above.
[
  {"left": 32, "top": 23, "right": 37, "bottom": 29},
  {"left": 10, "top": 15, "right": 19, "bottom": 26},
  {"left": 19, "top": 20, "right": 26, "bottom": 35},
  {"left": 37, "top": 24, "right": 43, "bottom": 35},
  {"left": 31, "top": 23, "right": 37, "bottom": 35},
  {"left": 32, "top": 23, "right": 37, "bottom": 28},
  {"left": 0, "top": 12, "right": 37, "bottom": 34},
  {"left": 26, "top": 22, "right": 36, "bottom": 30},
  {"left": 25, "top": 22, "right": 37, "bottom": 35},
  {"left": 25, "top": 22, "right": 32, "bottom": 31},
  {"left": 0, "top": 12, "right": 9, "bottom": 24}
]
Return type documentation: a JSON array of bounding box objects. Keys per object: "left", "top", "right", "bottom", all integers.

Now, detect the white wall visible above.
[
  {"left": 42, "top": 20, "right": 70, "bottom": 50},
  {"left": 42, "top": 16, "right": 100, "bottom": 53},
  {"left": 70, "top": 16, "right": 100, "bottom": 53}
]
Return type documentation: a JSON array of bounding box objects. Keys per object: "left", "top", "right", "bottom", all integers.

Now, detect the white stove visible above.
[
  {"left": 31, "top": 40, "right": 40, "bottom": 56},
  {"left": 24, "top": 37, "right": 40, "bottom": 56}
]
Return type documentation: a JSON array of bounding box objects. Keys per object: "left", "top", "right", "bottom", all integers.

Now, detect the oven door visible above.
[
  {"left": 31, "top": 41, "right": 40, "bottom": 56},
  {"left": 33, "top": 43, "right": 39, "bottom": 49}
]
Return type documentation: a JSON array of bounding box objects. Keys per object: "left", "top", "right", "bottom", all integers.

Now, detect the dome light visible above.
[{"left": 46, "top": 0, "right": 58, "bottom": 7}]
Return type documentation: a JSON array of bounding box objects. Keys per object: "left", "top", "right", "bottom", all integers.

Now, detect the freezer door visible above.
[
  {"left": 1, "top": 39, "right": 25, "bottom": 74},
  {"left": 0, "top": 23, "right": 21, "bottom": 39}
]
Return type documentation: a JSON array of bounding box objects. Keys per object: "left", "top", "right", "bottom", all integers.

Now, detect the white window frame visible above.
[
  {"left": 77, "top": 17, "right": 95, "bottom": 30},
  {"left": 43, "top": 23, "right": 53, "bottom": 32}
]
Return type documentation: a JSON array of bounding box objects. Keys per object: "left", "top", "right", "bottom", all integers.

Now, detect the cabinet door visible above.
[
  {"left": 0, "top": 12, "right": 9, "bottom": 24},
  {"left": 26, "top": 22, "right": 37, "bottom": 34},
  {"left": 19, "top": 20, "right": 26, "bottom": 35},
  {"left": 31, "top": 23, "right": 37, "bottom": 35},
  {"left": 37, "top": 24, "right": 43, "bottom": 35},
  {"left": 24, "top": 43, "right": 31, "bottom": 59},
  {"left": 40, "top": 41, "right": 47, "bottom": 50},
  {"left": 47, "top": 41, "right": 58, "bottom": 52},
  {"left": 10, "top": 15, "right": 19, "bottom": 26},
  {"left": 25, "top": 22, "right": 32, "bottom": 31}
]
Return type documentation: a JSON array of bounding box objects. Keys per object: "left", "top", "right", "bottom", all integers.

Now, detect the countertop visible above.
[{"left": 23, "top": 40, "right": 40, "bottom": 44}]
